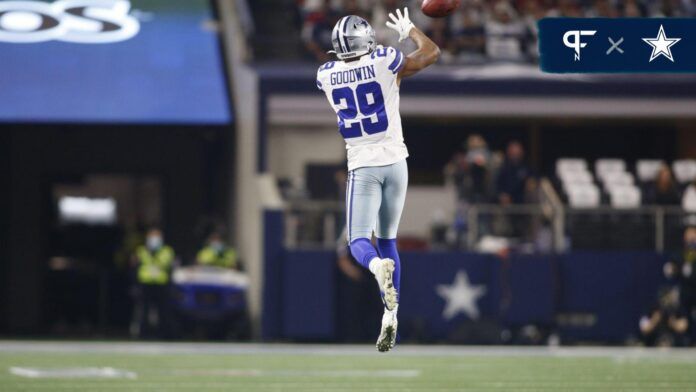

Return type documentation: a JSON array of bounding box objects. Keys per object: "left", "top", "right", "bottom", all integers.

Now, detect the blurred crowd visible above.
[
  {"left": 298, "top": 0, "right": 696, "bottom": 64},
  {"left": 440, "top": 134, "right": 696, "bottom": 251},
  {"left": 441, "top": 136, "right": 546, "bottom": 251},
  {"left": 444, "top": 137, "right": 536, "bottom": 207},
  {"left": 644, "top": 164, "right": 694, "bottom": 207}
]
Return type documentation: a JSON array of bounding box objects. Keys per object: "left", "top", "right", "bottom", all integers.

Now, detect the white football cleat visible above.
[
  {"left": 373, "top": 258, "right": 398, "bottom": 311},
  {"left": 376, "top": 308, "right": 398, "bottom": 353}
]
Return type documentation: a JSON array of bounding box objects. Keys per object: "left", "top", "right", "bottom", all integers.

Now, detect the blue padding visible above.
[
  {"left": 262, "top": 209, "right": 284, "bottom": 340},
  {"left": 282, "top": 250, "right": 335, "bottom": 340},
  {"left": 558, "top": 251, "right": 665, "bottom": 342},
  {"left": 398, "top": 252, "right": 501, "bottom": 339},
  {"left": 268, "top": 249, "right": 667, "bottom": 343},
  {"left": 501, "top": 255, "right": 556, "bottom": 326}
]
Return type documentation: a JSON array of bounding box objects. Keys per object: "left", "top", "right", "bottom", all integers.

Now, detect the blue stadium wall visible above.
[{"left": 262, "top": 210, "right": 666, "bottom": 344}]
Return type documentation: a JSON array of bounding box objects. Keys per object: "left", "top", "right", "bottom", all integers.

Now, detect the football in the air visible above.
[{"left": 421, "top": 0, "right": 461, "bottom": 18}]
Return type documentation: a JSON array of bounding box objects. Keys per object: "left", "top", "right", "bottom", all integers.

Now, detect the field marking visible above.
[
  {"left": 1, "top": 341, "right": 695, "bottom": 362},
  {"left": 9, "top": 366, "right": 137, "bottom": 379},
  {"left": 166, "top": 369, "right": 421, "bottom": 378}
]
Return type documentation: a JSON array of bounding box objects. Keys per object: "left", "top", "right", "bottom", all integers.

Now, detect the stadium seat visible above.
[
  {"left": 636, "top": 160, "right": 664, "bottom": 182},
  {"left": 684, "top": 185, "right": 696, "bottom": 212},
  {"left": 595, "top": 159, "right": 626, "bottom": 181},
  {"left": 601, "top": 171, "right": 635, "bottom": 189},
  {"left": 566, "top": 184, "right": 600, "bottom": 208},
  {"left": 556, "top": 158, "right": 588, "bottom": 178},
  {"left": 607, "top": 185, "right": 641, "bottom": 208},
  {"left": 672, "top": 160, "right": 696, "bottom": 184},
  {"left": 559, "top": 171, "right": 594, "bottom": 186}
]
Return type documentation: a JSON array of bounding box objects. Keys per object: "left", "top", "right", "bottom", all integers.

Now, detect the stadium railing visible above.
[{"left": 282, "top": 200, "right": 688, "bottom": 253}]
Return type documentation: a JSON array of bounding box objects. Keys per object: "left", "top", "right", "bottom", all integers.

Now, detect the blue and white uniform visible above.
[
  {"left": 321, "top": 10, "right": 418, "bottom": 352},
  {"left": 317, "top": 46, "right": 409, "bottom": 243}
]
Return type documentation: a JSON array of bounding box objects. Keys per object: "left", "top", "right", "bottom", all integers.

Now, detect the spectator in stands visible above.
[
  {"left": 301, "top": 0, "right": 339, "bottom": 62},
  {"left": 292, "top": 0, "right": 695, "bottom": 64},
  {"left": 639, "top": 287, "right": 690, "bottom": 346},
  {"left": 425, "top": 17, "right": 454, "bottom": 62},
  {"left": 622, "top": 0, "right": 646, "bottom": 17},
  {"left": 298, "top": 0, "right": 326, "bottom": 14},
  {"left": 586, "top": 0, "right": 620, "bottom": 17},
  {"left": 446, "top": 153, "right": 469, "bottom": 199},
  {"left": 197, "top": 231, "right": 239, "bottom": 270},
  {"left": 445, "top": 135, "right": 497, "bottom": 246},
  {"left": 484, "top": 0, "right": 528, "bottom": 62},
  {"left": 445, "top": 134, "right": 494, "bottom": 204},
  {"left": 649, "top": 0, "right": 690, "bottom": 17},
  {"left": 496, "top": 140, "right": 532, "bottom": 205},
  {"left": 646, "top": 165, "right": 682, "bottom": 205},
  {"left": 451, "top": 6, "right": 486, "bottom": 62},
  {"left": 131, "top": 227, "right": 175, "bottom": 338},
  {"left": 341, "top": 0, "right": 369, "bottom": 19},
  {"left": 555, "top": 0, "right": 583, "bottom": 17},
  {"left": 519, "top": 0, "right": 548, "bottom": 59},
  {"left": 372, "top": 0, "right": 403, "bottom": 49}
]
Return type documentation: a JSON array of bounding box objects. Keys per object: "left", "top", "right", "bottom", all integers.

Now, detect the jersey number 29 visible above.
[{"left": 332, "top": 81, "right": 389, "bottom": 139}]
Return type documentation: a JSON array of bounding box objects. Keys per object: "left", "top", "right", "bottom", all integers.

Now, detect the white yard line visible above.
[
  {"left": 9, "top": 366, "right": 137, "bottom": 379},
  {"left": 0, "top": 341, "right": 695, "bottom": 361},
  {"left": 165, "top": 369, "right": 421, "bottom": 378}
]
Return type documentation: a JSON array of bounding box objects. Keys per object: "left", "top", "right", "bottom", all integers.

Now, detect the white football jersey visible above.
[{"left": 317, "top": 46, "right": 409, "bottom": 171}]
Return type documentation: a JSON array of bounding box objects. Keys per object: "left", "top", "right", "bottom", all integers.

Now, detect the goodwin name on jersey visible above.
[
  {"left": 317, "top": 46, "right": 409, "bottom": 171},
  {"left": 329, "top": 65, "right": 376, "bottom": 86}
]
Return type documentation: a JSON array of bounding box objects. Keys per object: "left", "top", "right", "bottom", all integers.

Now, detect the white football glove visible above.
[{"left": 386, "top": 7, "right": 414, "bottom": 42}]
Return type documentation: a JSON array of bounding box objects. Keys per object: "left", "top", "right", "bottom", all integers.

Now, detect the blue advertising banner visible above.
[
  {"left": 539, "top": 18, "right": 696, "bottom": 73},
  {"left": 0, "top": 0, "right": 231, "bottom": 124}
]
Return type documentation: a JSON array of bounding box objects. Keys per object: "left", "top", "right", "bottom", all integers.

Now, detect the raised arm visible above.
[
  {"left": 399, "top": 27, "right": 440, "bottom": 79},
  {"left": 385, "top": 8, "right": 441, "bottom": 80}
]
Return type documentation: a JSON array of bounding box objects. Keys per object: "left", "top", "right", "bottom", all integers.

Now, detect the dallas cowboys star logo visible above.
[
  {"left": 436, "top": 270, "right": 486, "bottom": 320},
  {"left": 642, "top": 25, "right": 681, "bottom": 63}
]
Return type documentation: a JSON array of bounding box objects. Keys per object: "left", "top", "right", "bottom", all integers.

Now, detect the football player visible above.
[{"left": 316, "top": 8, "right": 440, "bottom": 352}]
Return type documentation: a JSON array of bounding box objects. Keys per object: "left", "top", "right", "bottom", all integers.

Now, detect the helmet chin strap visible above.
[{"left": 332, "top": 48, "right": 370, "bottom": 61}]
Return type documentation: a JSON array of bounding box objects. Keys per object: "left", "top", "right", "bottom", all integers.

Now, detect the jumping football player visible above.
[{"left": 316, "top": 8, "right": 440, "bottom": 352}]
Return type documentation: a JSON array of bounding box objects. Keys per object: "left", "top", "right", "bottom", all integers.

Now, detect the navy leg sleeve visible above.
[
  {"left": 376, "top": 237, "right": 400, "bottom": 296},
  {"left": 349, "top": 238, "right": 379, "bottom": 270}
]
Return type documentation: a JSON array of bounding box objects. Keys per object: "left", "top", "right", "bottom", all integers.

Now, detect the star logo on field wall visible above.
[{"left": 436, "top": 270, "right": 486, "bottom": 320}]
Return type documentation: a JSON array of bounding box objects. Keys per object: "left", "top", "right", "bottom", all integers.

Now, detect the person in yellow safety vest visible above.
[
  {"left": 131, "top": 228, "right": 175, "bottom": 338},
  {"left": 196, "top": 231, "right": 238, "bottom": 269}
]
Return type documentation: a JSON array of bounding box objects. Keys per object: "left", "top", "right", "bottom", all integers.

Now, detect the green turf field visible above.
[{"left": 1, "top": 342, "right": 695, "bottom": 391}]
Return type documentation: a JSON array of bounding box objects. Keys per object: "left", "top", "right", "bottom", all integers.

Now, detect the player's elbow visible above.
[{"left": 426, "top": 46, "right": 441, "bottom": 66}]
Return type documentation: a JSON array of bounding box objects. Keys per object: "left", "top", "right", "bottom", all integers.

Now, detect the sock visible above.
[
  {"left": 368, "top": 258, "right": 381, "bottom": 275},
  {"left": 376, "top": 238, "right": 401, "bottom": 298},
  {"left": 349, "top": 238, "right": 380, "bottom": 270}
]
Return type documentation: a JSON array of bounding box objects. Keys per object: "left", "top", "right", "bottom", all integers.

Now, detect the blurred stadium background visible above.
[{"left": 2, "top": 0, "right": 696, "bottom": 389}]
